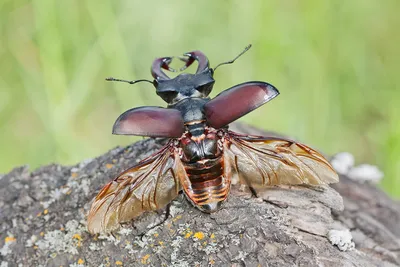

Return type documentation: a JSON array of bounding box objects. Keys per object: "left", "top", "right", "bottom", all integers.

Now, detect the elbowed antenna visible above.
[
  {"left": 213, "top": 44, "right": 252, "bottom": 72},
  {"left": 105, "top": 77, "right": 154, "bottom": 86}
]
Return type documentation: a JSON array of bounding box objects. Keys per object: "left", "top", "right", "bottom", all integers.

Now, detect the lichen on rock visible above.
[{"left": 0, "top": 125, "right": 399, "bottom": 266}]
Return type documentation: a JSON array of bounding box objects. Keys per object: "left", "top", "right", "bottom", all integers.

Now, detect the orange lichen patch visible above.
[
  {"left": 37, "top": 212, "right": 42, "bottom": 217},
  {"left": 105, "top": 163, "right": 114, "bottom": 169},
  {"left": 209, "top": 258, "right": 215, "bottom": 265},
  {"left": 153, "top": 233, "right": 159, "bottom": 238},
  {"left": 115, "top": 261, "right": 123, "bottom": 265},
  {"left": 43, "top": 209, "right": 49, "bottom": 215},
  {"left": 72, "top": 233, "right": 83, "bottom": 246},
  {"left": 184, "top": 230, "right": 193, "bottom": 239},
  {"left": 71, "top": 172, "right": 78, "bottom": 178},
  {"left": 66, "top": 189, "right": 72, "bottom": 195},
  {"left": 73, "top": 234, "right": 82, "bottom": 240},
  {"left": 172, "top": 215, "right": 182, "bottom": 222},
  {"left": 40, "top": 232, "right": 45, "bottom": 237},
  {"left": 5, "top": 236, "right": 16, "bottom": 243},
  {"left": 77, "top": 258, "right": 84, "bottom": 264},
  {"left": 193, "top": 232, "right": 205, "bottom": 240},
  {"left": 158, "top": 241, "right": 164, "bottom": 246},
  {"left": 141, "top": 254, "right": 150, "bottom": 264},
  {"left": 33, "top": 245, "right": 38, "bottom": 250},
  {"left": 210, "top": 233, "right": 215, "bottom": 239},
  {"left": 60, "top": 227, "right": 65, "bottom": 231}
]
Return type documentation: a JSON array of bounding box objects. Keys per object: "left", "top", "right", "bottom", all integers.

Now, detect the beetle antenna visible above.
[
  {"left": 213, "top": 44, "right": 252, "bottom": 71},
  {"left": 105, "top": 77, "right": 154, "bottom": 85}
]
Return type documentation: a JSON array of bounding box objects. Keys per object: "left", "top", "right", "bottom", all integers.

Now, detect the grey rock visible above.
[{"left": 0, "top": 124, "right": 399, "bottom": 266}]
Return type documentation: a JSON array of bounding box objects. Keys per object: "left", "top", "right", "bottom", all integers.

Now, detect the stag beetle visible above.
[{"left": 88, "top": 45, "right": 338, "bottom": 234}]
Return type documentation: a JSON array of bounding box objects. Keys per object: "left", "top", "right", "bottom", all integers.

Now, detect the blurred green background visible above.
[{"left": 0, "top": 0, "right": 399, "bottom": 197}]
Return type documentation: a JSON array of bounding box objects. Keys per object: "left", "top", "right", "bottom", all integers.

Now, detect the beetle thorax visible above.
[{"left": 169, "top": 96, "right": 210, "bottom": 136}]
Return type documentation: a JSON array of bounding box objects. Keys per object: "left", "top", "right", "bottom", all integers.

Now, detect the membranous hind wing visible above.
[
  {"left": 87, "top": 144, "right": 182, "bottom": 234},
  {"left": 224, "top": 132, "right": 339, "bottom": 188}
]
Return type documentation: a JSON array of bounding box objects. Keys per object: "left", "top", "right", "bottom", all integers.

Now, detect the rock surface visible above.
[{"left": 1, "top": 124, "right": 399, "bottom": 267}]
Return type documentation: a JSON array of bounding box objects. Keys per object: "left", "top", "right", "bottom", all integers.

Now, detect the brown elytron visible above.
[{"left": 87, "top": 46, "right": 339, "bottom": 234}]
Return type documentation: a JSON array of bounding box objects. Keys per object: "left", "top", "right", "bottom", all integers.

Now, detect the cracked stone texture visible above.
[{"left": 1, "top": 123, "right": 399, "bottom": 267}]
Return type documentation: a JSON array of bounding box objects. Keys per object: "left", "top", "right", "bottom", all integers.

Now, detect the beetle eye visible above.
[
  {"left": 157, "top": 90, "right": 178, "bottom": 103},
  {"left": 196, "top": 82, "right": 214, "bottom": 97}
]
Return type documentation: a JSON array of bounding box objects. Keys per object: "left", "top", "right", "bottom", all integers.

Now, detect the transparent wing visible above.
[
  {"left": 87, "top": 144, "right": 182, "bottom": 234},
  {"left": 224, "top": 132, "right": 339, "bottom": 188}
]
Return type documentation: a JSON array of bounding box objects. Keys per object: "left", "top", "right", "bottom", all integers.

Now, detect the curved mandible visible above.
[
  {"left": 179, "top": 51, "right": 209, "bottom": 73},
  {"left": 151, "top": 57, "right": 174, "bottom": 80}
]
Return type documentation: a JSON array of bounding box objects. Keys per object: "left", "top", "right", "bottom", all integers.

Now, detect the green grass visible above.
[{"left": 1, "top": 0, "right": 399, "bottom": 197}]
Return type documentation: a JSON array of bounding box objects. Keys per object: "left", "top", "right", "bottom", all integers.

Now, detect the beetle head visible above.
[
  {"left": 106, "top": 45, "right": 252, "bottom": 105},
  {"left": 151, "top": 51, "right": 215, "bottom": 104}
]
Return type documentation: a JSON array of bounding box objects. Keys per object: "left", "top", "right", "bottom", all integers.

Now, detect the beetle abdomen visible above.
[{"left": 183, "top": 156, "right": 231, "bottom": 212}]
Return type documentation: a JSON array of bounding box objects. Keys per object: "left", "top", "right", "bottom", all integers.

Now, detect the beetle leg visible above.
[
  {"left": 249, "top": 186, "right": 258, "bottom": 198},
  {"left": 149, "top": 203, "right": 171, "bottom": 230}
]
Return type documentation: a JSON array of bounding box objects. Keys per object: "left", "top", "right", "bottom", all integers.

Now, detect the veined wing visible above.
[
  {"left": 224, "top": 132, "right": 339, "bottom": 188},
  {"left": 87, "top": 143, "right": 182, "bottom": 234}
]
